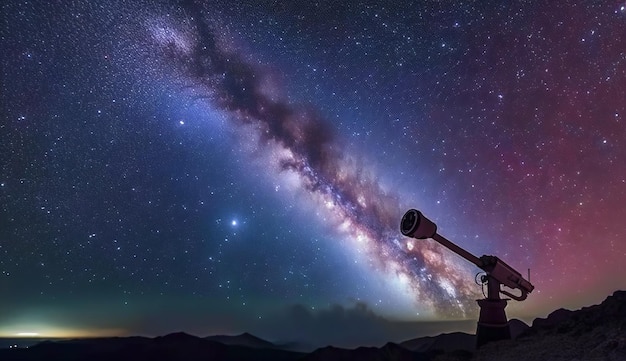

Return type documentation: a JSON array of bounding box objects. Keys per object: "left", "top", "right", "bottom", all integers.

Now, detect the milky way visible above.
[{"left": 143, "top": 1, "right": 481, "bottom": 316}]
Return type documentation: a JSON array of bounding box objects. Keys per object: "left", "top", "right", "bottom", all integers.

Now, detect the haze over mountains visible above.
[{"left": 1, "top": 290, "right": 624, "bottom": 361}]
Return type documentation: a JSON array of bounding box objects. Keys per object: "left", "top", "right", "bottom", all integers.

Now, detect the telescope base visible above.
[{"left": 476, "top": 298, "right": 510, "bottom": 348}]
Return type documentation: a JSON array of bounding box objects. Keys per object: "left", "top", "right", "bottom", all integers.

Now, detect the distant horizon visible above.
[
  {"left": 0, "top": 292, "right": 606, "bottom": 339},
  {"left": 1, "top": 288, "right": 623, "bottom": 351},
  {"left": 1, "top": 288, "right": 622, "bottom": 348},
  {"left": 0, "top": 318, "right": 478, "bottom": 347}
]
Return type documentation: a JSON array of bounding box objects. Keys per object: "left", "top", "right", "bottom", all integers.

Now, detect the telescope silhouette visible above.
[{"left": 401, "top": 209, "right": 534, "bottom": 347}]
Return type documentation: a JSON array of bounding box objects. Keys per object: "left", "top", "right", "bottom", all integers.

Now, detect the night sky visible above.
[{"left": 1, "top": 0, "right": 625, "bottom": 348}]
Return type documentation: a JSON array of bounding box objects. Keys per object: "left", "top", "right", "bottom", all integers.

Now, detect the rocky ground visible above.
[{"left": 468, "top": 291, "right": 626, "bottom": 361}]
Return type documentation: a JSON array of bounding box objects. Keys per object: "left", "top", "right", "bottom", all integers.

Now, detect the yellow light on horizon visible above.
[
  {"left": 0, "top": 326, "right": 128, "bottom": 339},
  {"left": 16, "top": 332, "right": 39, "bottom": 337}
]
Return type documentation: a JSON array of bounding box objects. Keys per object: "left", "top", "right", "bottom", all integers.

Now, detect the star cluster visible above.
[{"left": 1, "top": 0, "right": 625, "bottom": 346}]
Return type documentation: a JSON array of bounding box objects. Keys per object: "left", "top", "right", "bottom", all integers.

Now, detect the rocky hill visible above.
[
  {"left": 204, "top": 332, "right": 277, "bottom": 349},
  {"left": 472, "top": 290, "right": 626, "bottom": 361}
]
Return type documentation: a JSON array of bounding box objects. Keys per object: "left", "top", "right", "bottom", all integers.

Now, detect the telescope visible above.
[{"left": 400, "top": 209, "right": 534, "bottom": 347}]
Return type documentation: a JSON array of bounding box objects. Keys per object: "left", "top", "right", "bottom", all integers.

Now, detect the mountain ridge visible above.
[{"left": 0, "top": 290, "right": 623, "bottom": 360}]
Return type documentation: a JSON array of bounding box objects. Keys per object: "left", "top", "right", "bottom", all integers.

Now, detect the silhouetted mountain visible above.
[
  {"left": 0, "top": 333, "right": 303, "bottom": 361},
  {"left": 397, "top": 319, "right": 528, "bottom": 354},
  {"left": 530, "top": 307, "right": 574, "bottom": 329},
  {"left": 205, "top": 332, "right": 277, "bottom": 349},
  {"left": 302, "top": 342, "right": 432, "bottom": 361},
  {"left": 507, "top": 318, "right": 530, "bottom": 339},
  {"left": 158, "top": 331, "right": 198, "bottom": 341},
  {"left": 400, "top": 332, "right": 475, "bottom": 353},
  {"left": 275, "top": 340, "right": 318, "bottom": 352}
]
